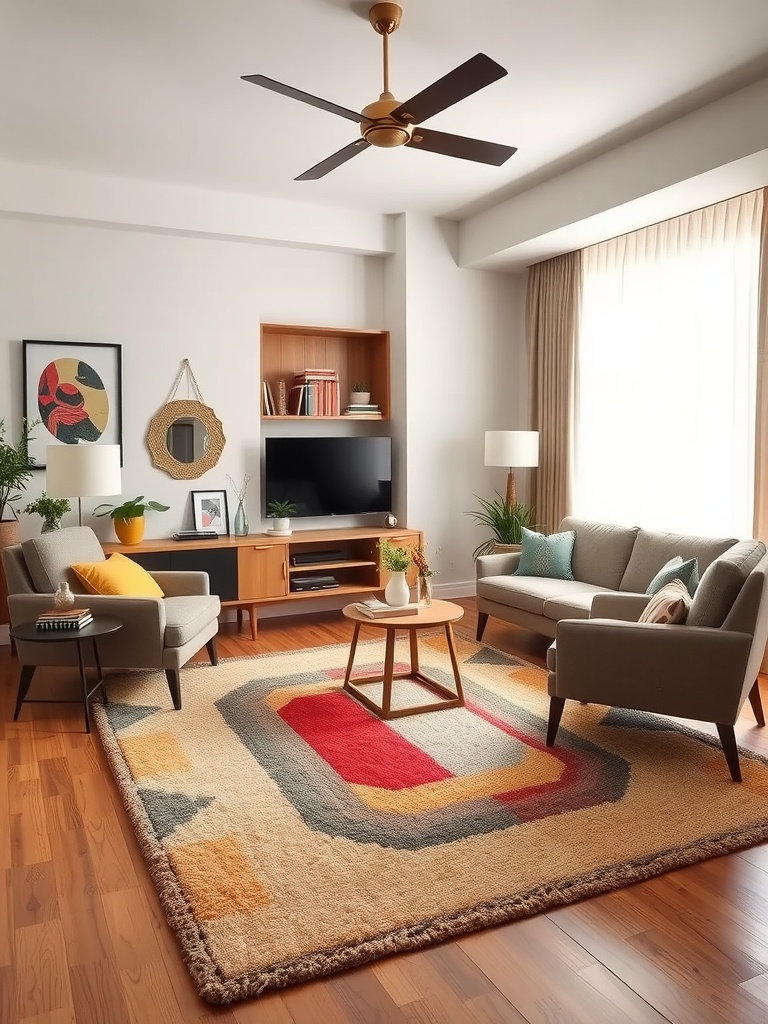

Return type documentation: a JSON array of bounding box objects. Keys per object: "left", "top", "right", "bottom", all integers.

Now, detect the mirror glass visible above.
[{"left": 146, "top": 399, "right": 226, "bottom": 480}]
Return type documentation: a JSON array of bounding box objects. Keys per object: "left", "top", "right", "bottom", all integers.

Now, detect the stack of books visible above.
[
  {"left": 290, "top": 369, "right": 341, "bottom": 417},
  {"left": 36, "top": 608, "right": 93, "bottom": 631},
  {"left": 354, "top": 598, "right": 419, "bottom": 618},
  {"left": 343, "top": 403, "right": 382, "bottom": 418}
]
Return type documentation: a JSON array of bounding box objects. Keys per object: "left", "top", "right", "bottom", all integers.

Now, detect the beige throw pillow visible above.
[{"left": 639, "top": 578, "right": 691, "bottom": 625}]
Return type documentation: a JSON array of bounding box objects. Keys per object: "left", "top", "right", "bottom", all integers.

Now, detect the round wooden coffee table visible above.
[
  {"left": 341, "top": 599, "right": 465, "bottom": 720},
  {"left": 10, "top": 616, "right": 123, "bottom": 733}
]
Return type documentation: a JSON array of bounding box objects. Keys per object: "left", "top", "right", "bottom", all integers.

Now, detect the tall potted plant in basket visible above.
[{"left": 466, "top": 492, "right": 538, "bottom": 559}]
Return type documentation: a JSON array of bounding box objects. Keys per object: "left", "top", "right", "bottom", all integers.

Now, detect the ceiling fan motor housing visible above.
[{"left": 361, "top": 93, "right": 413, "bottom": 148}]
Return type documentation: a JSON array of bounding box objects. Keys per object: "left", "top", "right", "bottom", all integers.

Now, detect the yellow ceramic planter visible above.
[{"left": 114, "top": 516, "right": 145, "bottom": 545}]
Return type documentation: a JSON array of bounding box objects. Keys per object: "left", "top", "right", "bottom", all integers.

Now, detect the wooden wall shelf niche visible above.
[{"left": 260, "top": 323, "right": 390, "bottom": 420}]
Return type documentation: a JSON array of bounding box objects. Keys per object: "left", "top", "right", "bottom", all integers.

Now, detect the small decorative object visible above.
[
  {"left": 190, "top": 489, "right": 230, "bottom": 536},
  {"left": 350, "top": 381, "right": 371, "bottom": 404},
  {"left": 380, "top": 539, "right": 412, "bottom": 606},
  {"left": 54, "top": 580, "right": 76, "bottom": 609},
  {"left": 384, "top": 512, "right": 398, "bottom": 529},
  {"left": 23, "top": 492, "right": 72, "bottom": 533},
  {"left": 412, "top": 546, "right": 436, "bottom": 606},
  {"left": 266, "top": 498, "right": 297, "bottom": 535},
  {"left": 227, "top": 473, "right": 251, "bottom": 537},
  {"left": 465, "top": 492, "right": 538, "bottom": 559},
  {"left": 93, "top": 495, "right": 171, "bottom": 545}
]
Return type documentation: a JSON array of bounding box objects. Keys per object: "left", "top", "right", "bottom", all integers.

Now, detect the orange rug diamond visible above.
[{"left": 93, "top": 637, "right": 768, "bottom": 1004}]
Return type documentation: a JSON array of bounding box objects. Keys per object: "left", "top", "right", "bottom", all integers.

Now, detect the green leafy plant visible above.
[
  {"left": 266, "top": 499, "right": 298, "bottom": 518},
  {"left": 466, "top": 493, "right": 538, "bottom": 558},
  {"left": 0, "top": 418, "right": 40, "bottom": 522},
  {"left": 93, "top": 495, "right": 170, "bottom": 523},
  {"left": 379, "top": 539, "right": 411, "bottom": 573},
  {"left": 350, "top": 382, "right": 370, "bottom": 394},
  {"left": 23, "top": 493, "right": 72, "bottom": 528}
]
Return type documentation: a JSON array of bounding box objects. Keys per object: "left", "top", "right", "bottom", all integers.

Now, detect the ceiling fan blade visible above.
[
  {"left": 407, "top": 127, "right": 517, "bottom": 166},
  {"left": 294, "top": 139, "right": 371, "bottom": 181},
  {"left": 241, "top": 74, "right": 364, "bottom": 123},
  {"left": 390, "top": 54, "right": 507, "bottom": 126}
]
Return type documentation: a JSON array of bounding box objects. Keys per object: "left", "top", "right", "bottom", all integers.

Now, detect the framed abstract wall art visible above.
[
  {"left": 191, "top": 489, "right": 229, "bottom": 535},
  {"left": 22, "top": 340, "right": 123, "bottom": 468}
]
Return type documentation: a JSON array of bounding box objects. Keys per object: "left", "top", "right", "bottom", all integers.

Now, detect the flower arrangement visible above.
[
  {"left": 227, "top": 473, "right": 251, "bottom": 504},
  {"left": 23, "top": 493, "right": 72, "bottom": 531},
  {"left": 379, "top": 539, "right": 411, "bottom": 573},
  {"left": 412, "top": 546, "right": 435, "bottom": 578}
]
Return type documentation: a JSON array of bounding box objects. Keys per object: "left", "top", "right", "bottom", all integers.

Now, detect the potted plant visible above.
[
  {"left": 379, "top": 539, "right": 412, "bottom": 606},
  {"left": 466, "top": 492, "right": 538, "bottom": 558},
  {"left": 350, "top": 381, "right": 371, "bottom": 404},
  {"left": 23, "top": 493, "right": 72, "bottom": 533},
  {"left": 0, "top": 418, "right": 39, "bottom": 549},
  {"left": 93, "top": 495, "right": 170, "bottom": 545},
  {"left": 266, "top": 498, "right": 297, "bottom": 535}
]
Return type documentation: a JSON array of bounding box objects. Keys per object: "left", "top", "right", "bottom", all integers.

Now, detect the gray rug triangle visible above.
[
  {"left": 466, "top": 648, "right": 525, "bottom": 667},
  {"left": 105, "top": 703, "right": 161, "bottom": 730},
  {"left": 138, "top": 789, "right": 214, "bottom": 840}
]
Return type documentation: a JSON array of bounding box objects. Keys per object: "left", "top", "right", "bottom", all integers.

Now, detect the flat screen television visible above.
[{"left": 264, "top": 436, "right": 392, "bottom": 518}]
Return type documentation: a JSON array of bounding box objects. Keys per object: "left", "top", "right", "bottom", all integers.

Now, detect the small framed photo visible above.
[
  {"left": 22, "top": 339, "right": 123, "bottom": 469},
  {"left": 191, "top": 489, "right": 229, "bottom": 536}
]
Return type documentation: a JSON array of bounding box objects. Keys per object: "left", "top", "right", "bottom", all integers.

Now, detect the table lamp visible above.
[
  {"left": 45, "top": 444, "right": 123, "bottom": 526},
  {"left": 484, "top": 430, "right": 539, "bottom": 508}
]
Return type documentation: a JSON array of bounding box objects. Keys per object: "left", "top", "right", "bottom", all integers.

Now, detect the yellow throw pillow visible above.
[{"left": 71, "top": 552, "right": 165, "bottom": 598}]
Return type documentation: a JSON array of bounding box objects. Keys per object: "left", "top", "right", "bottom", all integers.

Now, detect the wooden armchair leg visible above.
[
  {"left": 546, "top": 696, "right": 566, "bottom": 747},
  {"left": 165, "top": 669, "right": 182, "bottom": 711},
  {"left": 476, "top": 612, "right": 489, "bottom": 642},
  {"left": 716, "top": 723, "right": 742, "bottom": 782},
  {"left": 206, "top": 637, "right": 219, "bottom": 666},
  {"left": 748, "top": 680, "right": 765, "bottom": 727}
]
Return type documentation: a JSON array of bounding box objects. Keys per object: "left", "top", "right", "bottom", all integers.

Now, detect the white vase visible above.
[{"left": 384, "top": 571, "right": 410, "bottom": 607}]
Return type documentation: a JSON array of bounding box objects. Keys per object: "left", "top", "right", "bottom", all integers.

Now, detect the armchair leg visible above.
[
  {"left": 546, "top": 696, "right": 566, "bottom": 747},
  {"left": 748, "top": 680, "right": 765, "bottom": 727},
  {"left": 716, "top": 723, "right": 742, "bottom": 782},
  {"left": 206, "top": 637, "right": 219, "bottom": 666},
  {"left": 165, "top": 669, "right": 182, "bottom": 711},
  {"left": 476, "top": 612, "right": 489, "bottom": 642}
]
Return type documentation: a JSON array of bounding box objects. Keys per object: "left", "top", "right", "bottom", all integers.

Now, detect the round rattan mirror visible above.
[{"left": 146, "top": 399, "right": 226, "bottom": 479}]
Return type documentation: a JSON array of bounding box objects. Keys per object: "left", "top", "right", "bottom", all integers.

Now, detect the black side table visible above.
[{"left": 10, "top": 616, "right": 124, "bottom": 733}]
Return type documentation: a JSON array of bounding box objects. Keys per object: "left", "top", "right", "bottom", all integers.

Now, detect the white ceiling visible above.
[{"left": 3, "top": 0, "right": 768, "bottom": 221}]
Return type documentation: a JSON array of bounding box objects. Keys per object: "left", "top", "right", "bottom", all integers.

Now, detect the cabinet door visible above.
[
  {"left": 171, "top": 549, "right": 238, "bottom": 601},
  {"left": 380, "top": 533, "right": 421, "bottom": 588},
  {"left": 238, "top": 544, "right": 288, "bottom": 600}
]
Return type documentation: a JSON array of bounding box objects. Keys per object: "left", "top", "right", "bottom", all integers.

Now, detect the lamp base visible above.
[{"left": 505, "top": 471, "right": 517, "bottom": 509}]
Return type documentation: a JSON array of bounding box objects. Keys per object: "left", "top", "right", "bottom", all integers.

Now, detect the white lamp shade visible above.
[
  {"left": 46, "top": 444, "right": 123, "bottom": 499},
  {"left": 484, "top": 430, "right": 539, "bottom": 469}
]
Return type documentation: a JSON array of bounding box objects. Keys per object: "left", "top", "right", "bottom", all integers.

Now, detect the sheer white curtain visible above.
[{"left": 572, "top": 191, "right": 763, "bottom": 537}]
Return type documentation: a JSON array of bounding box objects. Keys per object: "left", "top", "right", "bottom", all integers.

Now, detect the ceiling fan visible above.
[{"left": 241, "top": 2, "right": 517, "bottom": 181}]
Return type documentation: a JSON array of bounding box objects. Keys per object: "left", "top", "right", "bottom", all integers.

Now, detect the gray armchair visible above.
[
  {"left": 546, "top": 542, "right": 768, "bottom": 781},
  {"left": 2, "top": 526, "right": 221, "bottom": 710}
]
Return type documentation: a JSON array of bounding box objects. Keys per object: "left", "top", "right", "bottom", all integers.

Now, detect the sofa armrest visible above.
[
  {"left": 150, "top": 571, "right": 210, "bottom": 596},
  {"left": 590, "top": 592, "right": 651, "bottom": 621},
  {"left": 552, "top": 617, "right": 752, "bottom": 723},
  {"left": 476, "top": 551, "right": 521, "bottom": 579}
]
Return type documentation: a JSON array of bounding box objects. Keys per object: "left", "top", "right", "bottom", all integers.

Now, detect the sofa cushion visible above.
[
  {"left": 543, "top": 584, "right": 613, "bottom": 621},
  {"left": 477, "top": 575, "right": 585, "bottom": 615},
  {"left": 619, "top": 529, "right": 737, "bottom": 593},
  {"left": 646, "top": 556, "right": 699, "bottom": 597},
  {"left": 72, "top": 552, "right": 165, "bottom": 598},
  {"left": 687, "top": 540, "right": 766, "bottom": 628},
  {"left": 639, "top": 579, "right": 691, "bottom": 624},
  {"left": 515, "top": 528, "right": 575, "bottom": 580},
  {"left": 22, "top": 526, "right": 106, "bottom": 594},
  {"left": 163, "top": 595, "right": 221, "bottom": 647},
  {"left": 560, "top": 517, "right": 639, "bottom": 590}
]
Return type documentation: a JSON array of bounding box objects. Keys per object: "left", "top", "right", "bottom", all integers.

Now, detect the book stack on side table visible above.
[
  {"left": 36, "top": 608, "right": 93, "bottom": 631},
  {"left": 354, "top": 598, "right": 419, "bottom": 618}
]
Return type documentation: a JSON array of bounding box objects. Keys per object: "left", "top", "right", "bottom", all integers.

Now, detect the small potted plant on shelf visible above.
[
  {"left": 350, "top": 381, "right": 371, "bottom": 404},
  {"left": 93, "top": 495, "right": 171, "bottom": 545},
  {"left": 465, "top": 492, "right": 538, "bottom": 558},
  {"left": 379, "top": 539, "right": 412, "bottom": 606},
  {"left": 23, "top": 493, "right": 72, "bottom": 533},
  {"left": 266, "top": 498, "right": 298, "bottom": 535}
]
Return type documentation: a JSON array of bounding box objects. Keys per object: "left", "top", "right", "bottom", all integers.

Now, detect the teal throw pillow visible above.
[
  {"left": 646, "top": 555, "right": 699, "bottom": 597},
  {"left": 515, "top": 527, "right": 576, "bottom": 580}
]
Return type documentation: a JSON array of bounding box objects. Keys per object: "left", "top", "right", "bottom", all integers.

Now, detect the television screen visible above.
[{"left": 264, "top": 436, "right": 392, "bottom": 518}]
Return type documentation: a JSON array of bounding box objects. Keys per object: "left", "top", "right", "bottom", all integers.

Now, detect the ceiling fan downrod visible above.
[{"left": 361, "top": 3, "right": 412, "bottom": 149}]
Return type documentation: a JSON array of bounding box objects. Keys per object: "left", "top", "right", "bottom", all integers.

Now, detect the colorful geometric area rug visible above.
[{"left": 93, "top": 637, "right": 768, "bottom": 1005}]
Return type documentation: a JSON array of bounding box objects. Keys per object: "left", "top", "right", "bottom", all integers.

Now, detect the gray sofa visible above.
[{"left": 475, "top": 516, "right": 756, "bottom": 641}]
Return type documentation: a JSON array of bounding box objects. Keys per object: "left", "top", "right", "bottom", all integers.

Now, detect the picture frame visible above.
[
  {"left": 22, "top": 339, "right": 123, "bottom": 469},
  {"left": 191, "top": 489, "right": 229, "bottom": 536}
]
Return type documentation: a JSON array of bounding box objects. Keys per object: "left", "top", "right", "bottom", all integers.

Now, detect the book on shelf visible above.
[
  {"left": 354, "top": 598, "right": 420, "bottom": 618},
  {"left": 277, "top": 379, "right": 287, "bottom": 416},
  {"left": 36, "top": 608, "right": 93, "bottom": 630},
  {"left": 263, "top": 381, "right": 276, "bottom": 416},
  {"left": 345, "top": 404, "right": 379, "bottom": 411}
]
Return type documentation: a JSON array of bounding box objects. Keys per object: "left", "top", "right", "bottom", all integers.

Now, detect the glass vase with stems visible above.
[{"left": 227, "top": 473, "right": 251, "bottom": 537}]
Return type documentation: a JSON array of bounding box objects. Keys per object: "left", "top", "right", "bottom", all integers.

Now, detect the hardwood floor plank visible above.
[
  {"left": 38, "top": 757, "right": 74, "bottom": 800},
  {"left": 0, "top": 738, "right": 12, "bottom": 869},
  {"left": 0, "top": 963, "right": 14, "bottom": 1024},
  {"left": 84, "top": 813, "right": 138, "bottom": 894},
  {"left": 42, "top": 793, "right": 84, "bottom": 835},
  {"left": 15, "top": 1010, "right": 76, "bottom": 1024},
  {"left": 119, "top": 960, "right": 185, "bottom": 1024},
  {"left": 101, "top": 887, "right": 163, "bottom": 971},
  {"left": 12, "top": 861, "right": 59, "bottom": 928},
  {"left": 14, "top": 919, "right": 72, "bottom": 1019},
  {"left": 49, "top": 828, "right": 113, "bottom": 966},
  {"left": 232, "top": 992, "right": 297, "bottom": 1023},
  {"left": 9, "top": 781, "right": 51, "bottom": 867},
  {"left": 326, "top": 966, "right": 412, "bottom": 1022},
  {"left": 1, "top": 868, "right": 13, "bottom": 968},
  {"left": 69, "top": 959, "right": 132, "bottom": 1024}
]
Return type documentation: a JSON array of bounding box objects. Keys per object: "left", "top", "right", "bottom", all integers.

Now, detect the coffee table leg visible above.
[
  {"left": 343, "top": 623, "right": 362, "bottom": 691},
  {"left": 409, "top": 628, "right": 420, "bottom": 674},
  {"left": 445, "top": 623, "right": 465, "bottom": 705},
  {"left": 92, "top": 638, "right": 108, "bottom": 705},
  {"left": 13, "top": 665, "right": 36, "bottom": 721},
  {"left": 381, "top": 627, "right": 396, "bottom": 717},
  {"left": 76, "top": 639, "right": 91, "bottom": 733}
]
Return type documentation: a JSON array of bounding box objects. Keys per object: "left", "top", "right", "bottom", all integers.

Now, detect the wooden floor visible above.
[{"left": 3, "top": 598, "right": 768, "bottom": 1024}]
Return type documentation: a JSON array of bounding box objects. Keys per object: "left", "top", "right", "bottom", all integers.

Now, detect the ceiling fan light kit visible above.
[{"left": 242, "top": 2, "right": 517, "bottom": 180}]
